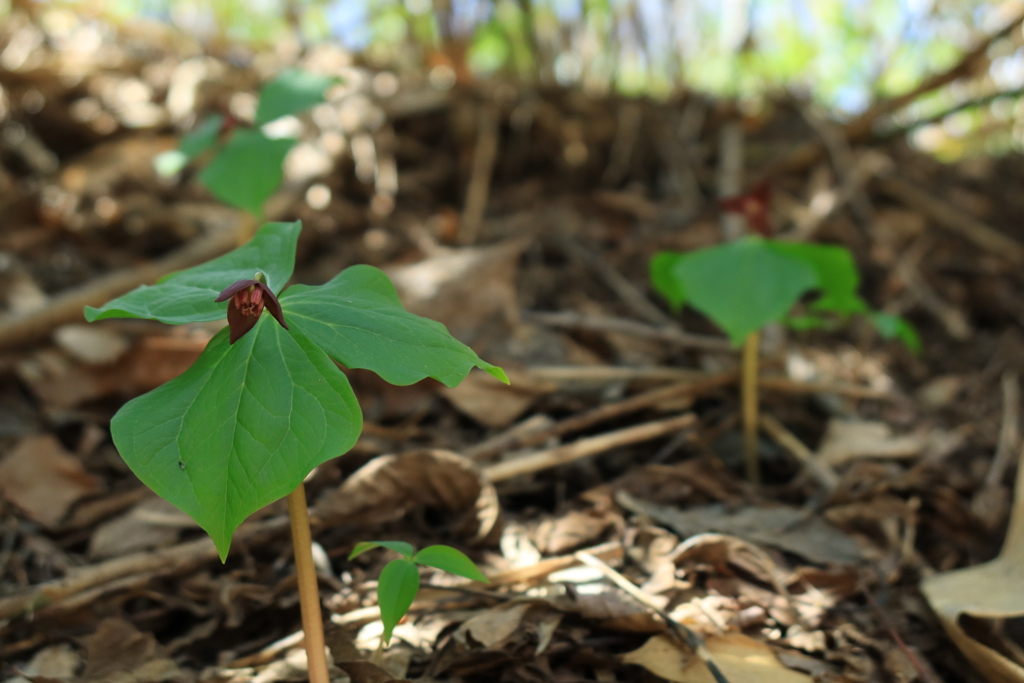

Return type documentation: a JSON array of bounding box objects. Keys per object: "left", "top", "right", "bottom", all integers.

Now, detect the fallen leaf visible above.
[
  {"left": 0, "top": 435, "right": 101, "bottom": 528},
  {"left": 53, "top": 324, "right": 130, "bottom": 365},
  {"left": 314, "top": 449, "right": 501, "bottom": 542},
  {"left": 622, "top": 633, "right": 813, "bottom": 683},
  {"left": 921, "top": 453, "right": 1024, "bottom": 683},
  {"left": 88, "top": 496, "right": 194, "bottom": 558},
  {"left": 817, "top": 419, "right": 924, "bottom": 466},
  {"left": 618, "top": 492, "right": 863, "bottom": 566}
]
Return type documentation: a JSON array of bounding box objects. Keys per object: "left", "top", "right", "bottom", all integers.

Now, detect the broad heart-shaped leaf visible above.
[
  {"left": 198, "top": 129, "right": 295, "bottom": 216},
  {"left": 413, "top": 545, "right": 489, "bottom": 583},
  {"left": 110, "top": 317, "right": 361, "bottom": 560},
  {"left": 349, "top": 540, "right": 416, "bottom": 561},
  {"left": 378, "top": 558, "right": 420, "bottom": 644},
  {"left": 652, "top": 238, "right": 819, "bottom": 345},
  {"left": 767, "top": 241, "right": 868, "bottom": 315},
  {"left": 84, "top": 222, "right": 300, "bottom": 325},
  {"left": 255, "top": 69, "right": 336, "bottom": 126},
  {"left": 280, "top": 265, "right": 509, "bottom": 387}
]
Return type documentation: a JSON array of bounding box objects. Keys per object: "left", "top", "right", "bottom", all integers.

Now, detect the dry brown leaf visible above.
[
  {"left": 88, "top": 496, "right": 192, "bottom": 559},
  {"left": 386, "top": 238, "right": 528, "bottom": 345},
  {"left": 53, "top": 324, "right": 130, "bottom": 365},
  {"left": 0, "top": 435, "right": 100, "bottom": 528},
  {"left": 314, "top": 449, "right": 501, "bottom": 542},
  {"left": 78, "top": 618, "right": 187, "bottom": 683},
  {"left": 817, "top": 418, "right": 924, "bottom": 466},
  {"left": 618, "top": 492, "right": 863, "bottom": 566},
  {"left": 455, "top": 602, "right": 535, "bottom": 648},
  {"left": 438, "top": 368, "right": 544, "bottom": 428},
  {"left": 921, "top": 450, "right": 1024, "bottom": 683},
  {"left": 621, "top": 633, "right": 813, "bottom": 683},
  {"left": 12, "top": 643, "right": 81, "bottom": 681}
]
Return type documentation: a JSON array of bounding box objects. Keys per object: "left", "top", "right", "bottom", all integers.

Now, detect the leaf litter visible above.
[{"left": 4, "top": 10, "right": 1024, "bottom": 683}]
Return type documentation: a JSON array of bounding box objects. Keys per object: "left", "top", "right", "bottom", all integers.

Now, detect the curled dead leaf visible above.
[{"left": 314, "top": 449, "right": 501, "bottom": 543}]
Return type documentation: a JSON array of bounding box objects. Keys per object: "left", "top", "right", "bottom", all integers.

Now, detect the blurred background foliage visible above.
[{"left": 11, "top": 0, "right": 1024, "bottom": 160}]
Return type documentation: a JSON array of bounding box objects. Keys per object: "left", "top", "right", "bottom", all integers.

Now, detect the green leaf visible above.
[
  {"left": 109, "top": 317, "right": 362, "bottom": 560},
  {"left": 377, "top": 559, "right": 420, "bottom": 644},
  {"left": 255, "top": 69, "right": 336, "bottom": 126},
  {"left": 84, "top": 222, "right": 300, "bottom": 325},
  {"left": 180, "top": 114, "right": 225, "bottom": 159},
  {"left": 198, "top": 129, "right": 295, "bottom": 216},
  {"left": 650, "top": 251, "right": 688, "bottom": 311},
  {"left": 767, "top": 241, "right": 868, "bottom": 315},
  {"left": 413, "top": 545, "right": 489, "bottom": 583},
  {"left": 349, "top": 541, "right": 416, "bottom": 560},
  {"left": 871, "top": 312, "right": 922, "bottom": 353},
  {"left": 280, "top": 265, "right": 509, "bottom": 387},
  {"left": 652, "top": 238, "right": 819, "bottom": 345}
]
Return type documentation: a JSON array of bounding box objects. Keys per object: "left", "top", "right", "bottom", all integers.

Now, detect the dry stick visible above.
[
  {"left": 460, "top": 101, "right": 500, "bottom": 245},
  {"left": 0, "top": 515, "right": 289, "bottom": 621},
  {"left": 741, "top": 332, "right": 760, "bottom": 485},
  {"left": 717, "top": 118, "right": 745, "bottom": 241},
  {"left": 759, "top": 414, "right": 840, "bottom": 492},
  {"left": 557, "top": 235, "right": 676, "bottom": 327},
  {"left": 0, "top": 226, "right": 239, "bottom": 350},
  {"left": 471, "top": 372, "right": 737, "bottom": 462},
  {"left": 483, "top": 413, "right": 697, "bottom": 482},
  {"left": 983, "top": 371, "right": 1021, "bottom": 490},
  {"left": 287, "top": 484, "right": 329, "bottom": 683},
  {"left": 875, "top": 174, "right": 1024, "bottom": 265},
  {"left": 523, "top": 310, "right": 733, "bottom": 351},
  {"left": 574, "top": 551, "right": 730, "bottom": 683}
]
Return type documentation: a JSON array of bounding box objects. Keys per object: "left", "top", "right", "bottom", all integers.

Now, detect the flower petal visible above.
[
  {"left": 215, "top": 279, "right": 260, "bottom": 303},
  {"left": 257, "top": 282, "right": 289, "bottom": 330},
  {"left": 226, "top": 300, "right": 261, "bottom": 343}
]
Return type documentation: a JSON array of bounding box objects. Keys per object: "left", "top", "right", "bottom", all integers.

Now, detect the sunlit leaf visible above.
[
  {"left": 110, "top": 319, "right": 362, "bottom": 560},
  {"left": 413, "top": 545, "right": 488, "bottom": 583},
  {"left": 280, "top": 265, "right": 509, "bottom": 386},
  {"left": 377, "top": 559, "right": 420, "bottom": 644},
  {"left": 84, "top": 222, "right": 300, "bottom": 325}
]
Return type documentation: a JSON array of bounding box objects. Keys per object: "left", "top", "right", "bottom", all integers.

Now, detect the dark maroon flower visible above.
[
  {"left": 718, "top": 181, "right": 772, "bottom": 237},
  {"left": 215, "top": 278, "right": 288, "bottom": 344}
]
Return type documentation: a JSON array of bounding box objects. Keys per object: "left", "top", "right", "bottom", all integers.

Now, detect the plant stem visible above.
[
  {"left": 287, "top": 483, "right": 330, "bottom": 683},
  {"left": 742, "top": 331, "right": 761, "bottom": 485}
]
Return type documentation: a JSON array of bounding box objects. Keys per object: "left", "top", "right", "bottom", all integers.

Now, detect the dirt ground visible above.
[{"left": 4, "top": 11, "right": 1024, "bottom": 683}]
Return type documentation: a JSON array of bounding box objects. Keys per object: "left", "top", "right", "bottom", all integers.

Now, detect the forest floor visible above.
[{"left": 3, "top": 11, "right": 1024, "bottom": 683}]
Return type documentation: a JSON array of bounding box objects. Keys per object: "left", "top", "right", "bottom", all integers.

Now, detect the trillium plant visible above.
[
  {"left": 84, "top": 222, "right": 505, "bottom": 683},
  {"left": 651, "top": 203, "right": 918, "bottom": 484}
]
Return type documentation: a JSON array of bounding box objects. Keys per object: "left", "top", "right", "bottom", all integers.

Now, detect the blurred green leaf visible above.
[
  {"left": 255, "top": 70, "right": 335, "bottom": 126},
  {"left": 198, "top": 129, "right": 295, "bottom": 216}
]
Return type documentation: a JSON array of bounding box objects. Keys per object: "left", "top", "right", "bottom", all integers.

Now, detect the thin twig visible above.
[
  {"left": 483, "top": 413, "right": 697, "bottom": 482},
  {"left": 460, "top": 101, "right": 500, "bottom": 245},
  {"left": 759, "top": 414, "right": 840, "bottom": 492},
  {"left": 575, "top": 551, "right": 730, "bottom": 683},
  {"left": 523, "top": 310, "right": 732, "bottom": 351}
]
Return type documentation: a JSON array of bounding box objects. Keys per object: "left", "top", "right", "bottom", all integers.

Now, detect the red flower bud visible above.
[
  {"left": 718, "top": 181, "right": 772, "bottom": 237},
  {"left": 215, "top": 278, "right": 288, "bottom": 344}
]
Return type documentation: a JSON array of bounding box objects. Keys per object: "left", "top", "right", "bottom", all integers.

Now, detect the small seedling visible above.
[
  {"left": 348, "top": 541, "right": 489, "bottom": 648},
  {"left": 155, "top": 69, "right": 337, "bottom": 218},
  {"left": 84, "top": 221, "right": 506, "bottom": 683},
  {"left": 651, "top": 236, "right": 918, "bottom": 484}
]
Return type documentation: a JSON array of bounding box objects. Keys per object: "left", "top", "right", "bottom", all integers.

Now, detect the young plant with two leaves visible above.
[
  {"left": 85, "top": 222, "right": 504, "bottom": 683},
  {"left": 156, "top": 69, "right": 337, "bottom": 220},
  {"left": 651, "top": 191, "right": 918, "bottom": 484}
]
